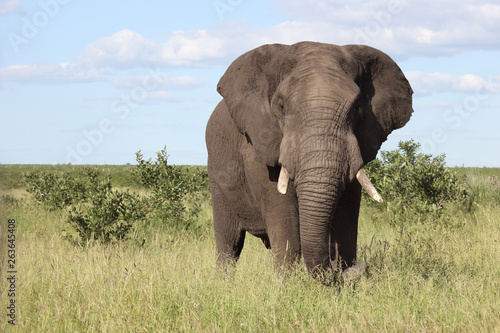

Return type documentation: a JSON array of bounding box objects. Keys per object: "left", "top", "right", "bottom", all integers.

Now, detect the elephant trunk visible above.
[
  {"left": 279, "top": 82, "right": 376, "bottom": 276},
  {"left": 294, "top": 136, "right": 349, "bottom": 276}
]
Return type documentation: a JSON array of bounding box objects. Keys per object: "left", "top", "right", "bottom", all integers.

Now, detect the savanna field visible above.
[{"left": 0, "top": 144, "right": 499, "bottom": 332}]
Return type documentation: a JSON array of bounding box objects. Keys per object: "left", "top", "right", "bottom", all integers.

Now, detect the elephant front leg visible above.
[
  {"left": 211, "top": 189, "right": 247, "bottom": 271},
  {"left": 330, "top": 181, "right": 369, "bottom": 280},
  {"left": 332, "top": 180, "right": 362, "bottom": 269},
  {"left": 264, "top": 208, "right": 301, "bottom": 271}
]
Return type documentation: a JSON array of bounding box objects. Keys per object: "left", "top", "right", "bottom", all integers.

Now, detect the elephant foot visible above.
[{"left": 341, "top": 262, "right": 368, "bottom": 281}]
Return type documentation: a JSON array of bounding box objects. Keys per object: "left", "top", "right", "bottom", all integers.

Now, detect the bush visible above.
[
  {"left": 24, "top": 170, "right": 90, "bottom": 210},
  {"left": 133, "top": 147, "right": 209, "bottom": 232},
  {"left": 25, "top": 167, "right": 146, "bottom": 243},
  {"left": 66, "top": 173, "right": 146, "bottom": 244},
  {"left": 364, "top": 140, "right": 468, "bottom": 215},
  {"left": 23, "top": 148, "right": 210, "bottom": 244}
]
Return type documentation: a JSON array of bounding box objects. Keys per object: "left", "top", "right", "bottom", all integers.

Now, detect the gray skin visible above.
[{"left": 206, "top": 42, "right": 413, "bottom": 278}]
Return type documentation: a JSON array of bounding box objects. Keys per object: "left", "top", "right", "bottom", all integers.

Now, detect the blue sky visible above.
[{"left": 1, "top": 0, "right": 499, "bottom": 166}]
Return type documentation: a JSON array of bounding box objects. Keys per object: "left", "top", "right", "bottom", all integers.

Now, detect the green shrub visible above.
[
  {"left": 133, "top": 147, "right": 208, "bottom": 232},
  {"left": 25, "top": 167, "right": 145, "bottom": 243},
  {"left": 364, "top": 140, "right": 468, "bottom": 216},
  {"left": 24, "top": 170, "right": 90, "bottom": 210},
  {"left": 67, "top": 182, "right": 145, "bottom": 244},
  {"left": 22, "top": 148, "right": 210, "bottom": 243}
]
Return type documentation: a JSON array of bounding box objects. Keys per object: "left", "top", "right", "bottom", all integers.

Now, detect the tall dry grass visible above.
[{"left": 0, "top": 168, "right": 499, "bottom": 332}]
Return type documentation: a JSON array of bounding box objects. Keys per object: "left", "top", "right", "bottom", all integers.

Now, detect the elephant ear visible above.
[
  {"left": 217, "top": 44, "right": 289, "bottom": 166},
  {"left": 343, "top": 45, "right": 414, "bottom": 164}
]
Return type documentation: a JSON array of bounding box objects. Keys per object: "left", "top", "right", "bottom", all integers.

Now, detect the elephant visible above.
[{"left": 205, "top": 41, "right": 413, "bottom": 279}]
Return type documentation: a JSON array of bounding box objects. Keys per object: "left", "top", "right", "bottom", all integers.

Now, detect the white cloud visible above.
[
  {"left": 0, "top": 63, "right": 111, "bottom": 83},
  {"left": 163, "top": 29, "right": 227, "bottom": 65},
  {"left": 111, "top": 74, "right": 204, "bottom": 90},
  {"left": 270, "top": 0, "right": 500, "bottom": 57},
  {"left": 75, "top": 23, "right": 354, "bottom": 70},
  {"left": 4, "top": 1, "right": 500, "bottom": 86},
  {"left": 0, "top": 58, "right": 207, "bottom": 90},
  {"left": 0, "top": 0, "right": 21, "bottom": 15},
  {"left": 405, "top": 72, "right": 500, "bottom": 95},
  {"left": 76, "top": 30, "right": 163, "bottom": 68},
  {"left": 468, "top": 4, "right": 500, "bottom": 23},
  {"left": 76, "top": 29, "right": 235, "bottom": 68}
]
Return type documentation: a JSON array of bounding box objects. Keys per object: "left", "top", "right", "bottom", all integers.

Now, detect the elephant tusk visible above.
[
  {"left": 356, "top": 169, "right": 383, "bottom": 203},
  {"left": 277, "top": 166, "right": 290, "bottom": 194}
]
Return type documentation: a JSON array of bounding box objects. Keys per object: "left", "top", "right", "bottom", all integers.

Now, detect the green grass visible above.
[
  {"left": 0, "top": 164, "right": 208, "bottom": 190},
  {"left": 1, "top": 165, "right": 499, "bottom": 332},
  {"left": 452, "top": 166, "right": 500, "bottom": 178},
  {"left": 0, "top": 164, "right": 139, "bottom": 190}
]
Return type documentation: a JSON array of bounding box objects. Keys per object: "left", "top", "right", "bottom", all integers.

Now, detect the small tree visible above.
[
  {"left": 23, "top": 148, "right": 210, "bottom": 244},
  {"left": 25, "top": 167, "right": 146, "bottom": 244},
  {"left": 66, "top": 170, "right": 145, "bottom": 243},
  {"left": 133, "top": 147, "right": 207, "bottom": 231},
  {"left": 24, "top": 170, "right": 89, "bottom": 210},
  {"left": 364, "top": 140, "right": 468, "bottom": 213}
]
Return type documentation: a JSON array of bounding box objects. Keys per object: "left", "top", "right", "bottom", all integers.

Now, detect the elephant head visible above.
[{"left": 217, "top": 42, "right": 413, "bottom": 273}]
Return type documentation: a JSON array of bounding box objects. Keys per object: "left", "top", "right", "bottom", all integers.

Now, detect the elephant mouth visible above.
[{"left": 277, "top": 165, "right": 383, "bottom": 203}]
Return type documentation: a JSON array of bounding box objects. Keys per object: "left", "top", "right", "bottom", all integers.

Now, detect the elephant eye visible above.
[{"left": 273, "top": 95, "right": 286, "bottom": 118}]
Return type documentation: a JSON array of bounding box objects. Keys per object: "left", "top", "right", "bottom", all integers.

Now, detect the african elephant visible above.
[{"left": 206, "top": 41, "right": 413, "bottom": 279}]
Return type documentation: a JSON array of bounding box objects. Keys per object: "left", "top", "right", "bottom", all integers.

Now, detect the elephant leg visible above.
[
  {"left": 265, "top": 210, "right": 301, "bottom": 270},
  {"left": 211, "top": 188, "right": 246, "bottom": 270},
  {"left": 331, "top": 180, "right": 362, "bottom": 269}
]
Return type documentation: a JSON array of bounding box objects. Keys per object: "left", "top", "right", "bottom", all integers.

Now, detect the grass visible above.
[
  {"left": 0, "top": 164, "right": 208, "bottom": 190},
  {"left": 0, "top": 165, "right": 499, "bottom": 332},
  {"left": 0, "top": 164, "right": 139, "bottom": 190}
]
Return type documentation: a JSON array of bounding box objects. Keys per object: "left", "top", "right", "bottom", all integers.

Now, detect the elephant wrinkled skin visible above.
[{"left": 205, "top": 42, "right": 414, "bottom": 278}]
